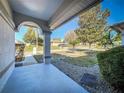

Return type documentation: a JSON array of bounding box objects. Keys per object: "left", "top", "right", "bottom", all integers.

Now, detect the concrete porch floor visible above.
[{"left": 1, "top": 63, "right": 89, "bottom": 93}]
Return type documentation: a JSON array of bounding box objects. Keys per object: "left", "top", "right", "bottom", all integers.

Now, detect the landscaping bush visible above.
[{"left": 97, "top": 46, "right": 124, "bottom": 91}]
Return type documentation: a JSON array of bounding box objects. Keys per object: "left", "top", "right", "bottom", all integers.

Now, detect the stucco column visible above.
[
  {"left": 122, "top": 31, "right": 124, "bottom": 45},
  {"left": 43, "top": 31, "right": 52, "bottom": 64}
]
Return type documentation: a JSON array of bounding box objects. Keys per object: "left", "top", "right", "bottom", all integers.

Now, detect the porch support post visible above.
[
  {"left": 43, "top": 31, "right": 52, "bottom": 64},
  {"left": 122, "top": 31, "right": 124, "bottom": 45}
]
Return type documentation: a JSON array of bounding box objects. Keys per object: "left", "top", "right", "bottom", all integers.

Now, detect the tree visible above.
[
  {"left": 112, "top": 32, "right": 121, "bottom": 46},
  {"left": 23, "top": 27, "right": 43, "bottom": 46},
  {"left": 98, "top": 31, "right": 111, "bottom": 49},
  {"left": 75, "top": 4, "right": 110, "bottom": 48},
  {"left": 114, "top": 32, "right": 121, "bottom": 42},
  {"left": 38, "top": 36, "right": 43, "bottom": 46},
  {"left": 23, "top": 27, "right": 35, "bottom": 44},
  {"left": 64, "top": 30, "right": 79, "bottom": 48}
]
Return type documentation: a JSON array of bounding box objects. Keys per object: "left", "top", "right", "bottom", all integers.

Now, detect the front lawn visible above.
[
  {"left": 51, "top": 49, "right": 98, "bottom": 67},
  {"left": 33, "top": 48, "right": 99, "bottom": 67},
  {"left": 52, "top": 54, "right": 97, "bottom": 67}
]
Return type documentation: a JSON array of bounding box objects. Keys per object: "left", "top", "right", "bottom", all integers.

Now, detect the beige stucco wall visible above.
[{"left": 0, "top": 15, "right": 15, "bottom": 92}]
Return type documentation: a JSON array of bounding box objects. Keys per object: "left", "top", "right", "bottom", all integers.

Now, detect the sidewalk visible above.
[{"left": 15, "top": 55, "right": 38, "bottom": 67}]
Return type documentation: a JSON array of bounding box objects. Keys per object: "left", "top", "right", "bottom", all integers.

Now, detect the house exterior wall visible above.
[
  {"left": 122, "top": 31, "right": 124, "bottom": 45},
  {"left": 0, "top": 0, "right": 13, "bottom": 19},
  {"left": 0, "top": 15, "right": 15, "bottom": 92},
  {"left": 0, "top": 1, "right": 15, "bottom": 91}
]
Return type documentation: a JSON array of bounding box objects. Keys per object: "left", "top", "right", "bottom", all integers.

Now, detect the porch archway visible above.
[{"left": 15, "top": 21, "right": 44, "bottom": 63}]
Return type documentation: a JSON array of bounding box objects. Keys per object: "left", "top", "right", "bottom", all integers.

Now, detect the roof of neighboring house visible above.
[
  {"left": 111, "top": 21, "right": 124, "bottom": 32},
  {"left": 51, "top": 39, "right": 63, "bottom": 43},
  {"left": 15, "top": 40, "right": 25, "bottom": 45}
]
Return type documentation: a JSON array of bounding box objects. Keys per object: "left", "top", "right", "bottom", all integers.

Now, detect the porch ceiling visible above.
[
  {"left": 9, "top": 0, "right": 64, "bottom": 21},
  {"left": 8, "top": 0, "right": 102, "bottom": 30}
]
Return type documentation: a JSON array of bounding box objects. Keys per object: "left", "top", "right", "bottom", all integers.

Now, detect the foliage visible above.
[
  {"left": 75, "top": 4, "right": 110, "bottom": 48},
  {"left": 38, "top": 37, "right": 43, "bottom": 46},
  {"left": 24, "top": 45, "right": 34, "bottom": 52},
  {"left": 99, "top": 31, "right": 121, "bottom": 48},
  {"left": 98, "top": 31, "right": 115, "bottom": 48},
  {"left": 64, "top": 30, "right": 79, "bottom": 48},
  {"left": 98, "top": 32, "right": 110, "bottom": 47},
  {"left": 23, "top": 27, "right": 43, "bottom": 45},
  {"left": 97, "top": 46, "right": 124, "bottom": 91},
  {"left": 113, "top": 32, "right": 121, "bottom": 42},
  {"left": 23, "top": 27, "right": 35, "bottom": 44},
  {"left": 51, "top": 46, "right": 60, "bottom": 50},
  {"left": 98, "top": 31, "right": 121, "bottom": 48}
]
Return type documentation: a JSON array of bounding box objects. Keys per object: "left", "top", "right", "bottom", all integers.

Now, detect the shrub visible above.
[{"left": 97, "top": 46, "right": 124, "bottom": 91}]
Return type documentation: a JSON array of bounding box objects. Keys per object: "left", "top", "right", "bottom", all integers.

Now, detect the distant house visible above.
[
  {"left": 15, "top": 40, "right": 25, "bottom": 45},
  {"left": 51, "top": 38, "right": 67, "bottom": 47},
  {"left": 51, "top": 38, "right": 63, "bottom": 46}
]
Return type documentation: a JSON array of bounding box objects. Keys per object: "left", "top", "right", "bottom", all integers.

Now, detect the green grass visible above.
[
  {"left": 33, "top": 47, "right": 98, "bottom": 67},
  {"left": 24, "top": 45, "right": 43, "bottom": 52},
  {"left": 24, "top": 45, "right": 34, "bottom": 52},
  {"left": 52, "top": 52, "right": 98, "bottom": 67},
  {"left": 51, "top": 46, "right": 60, "bottom": 50},
  {"left": 25, "top": 45, "right": 60, "bottom": 53}
]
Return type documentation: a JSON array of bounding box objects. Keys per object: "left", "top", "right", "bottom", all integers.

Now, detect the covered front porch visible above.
[
  {"left": 0, "top": 0, "right": 102, "bottom": 92},
  {"left": 2, "top": 63, "right": 88, "bottom": 93}
]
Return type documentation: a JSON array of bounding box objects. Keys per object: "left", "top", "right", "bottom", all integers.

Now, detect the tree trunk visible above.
[
  {"left": 72, "top": 45, "right": 75, "bottom": 50},
  {"left": 88, "top": 43, "right": 92, "bottom": 55},
  {"left": 89, "top": 43, "right": 92, "bottom": 49}
]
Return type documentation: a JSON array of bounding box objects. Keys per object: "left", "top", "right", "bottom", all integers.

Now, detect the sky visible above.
[{"left": 15, "top": 0, "right": 124, "bottom": 41}]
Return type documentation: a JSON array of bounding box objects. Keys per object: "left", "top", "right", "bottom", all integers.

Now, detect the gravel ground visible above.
[{"left": 52, "top": 61, "right": 121, "bottom": 93}]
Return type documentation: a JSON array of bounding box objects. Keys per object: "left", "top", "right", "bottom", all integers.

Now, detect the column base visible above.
[{"left": 43, "top": 56, "right": 51, "bottom": 64}]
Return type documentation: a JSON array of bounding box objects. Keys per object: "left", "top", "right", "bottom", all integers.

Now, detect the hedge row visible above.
[{"left": 97, "top": 46, "right": 124, "bottom": 91}]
